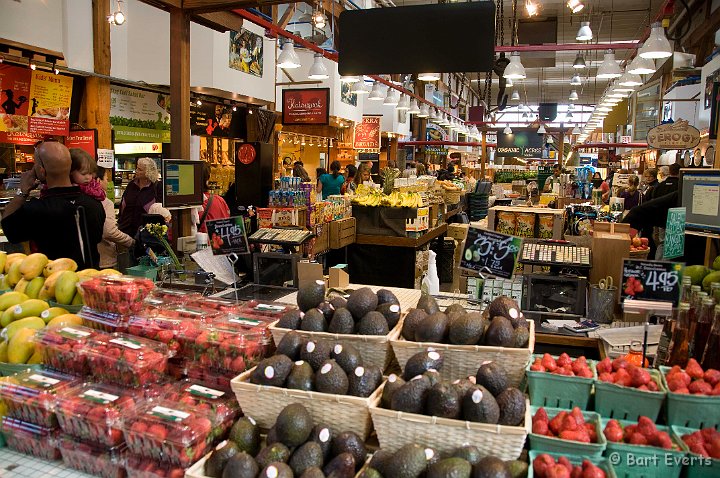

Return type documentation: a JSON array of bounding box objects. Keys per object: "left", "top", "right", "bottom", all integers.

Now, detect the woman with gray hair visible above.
[{"left": 118, "top": 157, "right": 163, "bottom": 237}]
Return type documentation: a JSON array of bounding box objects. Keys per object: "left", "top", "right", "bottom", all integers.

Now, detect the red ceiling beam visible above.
[{"left": 574, "top": 143, "right": 649, "bottom": 149}]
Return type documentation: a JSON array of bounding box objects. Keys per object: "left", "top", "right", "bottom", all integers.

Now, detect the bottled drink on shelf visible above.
[
  {"left": 624, "top": 340, "right": 650, "bottom": 367},
  {"left": 667, "top": 302, "right": 691, "bottom": 368},
  {"left": 711, "top": 282, "right": 720, "bottom": 304},
  {"left": 654, "top": 313, "right": 675, "bottom": 367},
  {"left": 680, "top": 277, "right": 693, "bottom": 303},
  {"left": 701, "top": 305, "right": 720, "bottom": 370},
  {"left": 690, "top": 299, "right": 715, "bottom": 360}
]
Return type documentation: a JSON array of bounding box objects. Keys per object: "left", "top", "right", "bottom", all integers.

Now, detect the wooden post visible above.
[
  {"left": 170, "top": 7, "right": 191, "bottom": 160},
  {"left": 388, "top": 135, "right": 398, "bottom": 166},
  {"left": 80, "top": 0, "right": 112, "bottom": 149},
  {"left": 480, "top": 130, "right": 486, "bottom": 179}
]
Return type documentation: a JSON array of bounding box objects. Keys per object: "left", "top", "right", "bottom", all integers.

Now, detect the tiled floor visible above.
[{"left": 0, "top": 449, "right": 93, "bottom": 478}]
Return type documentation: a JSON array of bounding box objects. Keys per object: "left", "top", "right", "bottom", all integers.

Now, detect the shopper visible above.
[
  {"left": 315, "top": 167, "right": 326, "bottom": 201},
  {"left": 343, "top": 164, "right": 357, "bottom": 194},
  {"left": 619, "top": 175, "right": 641, "bottom": 211},
  {"left": 543, "top": 164, "right": 562, "bottom": 192},
  {"left": 318, "top": 161, "right": 345, "bottom": 200},
  {"left": 94, "top": 165, "right": 134, "bottom": 269},
  {"left": 652, "top": 163, "right": 680, "bottom": 200},
  {"left": 403, "top": 161, "right": 418, "bottom": 178},
  {"left": 292, "top": 161, "right": 311, "bottom": 182},
  {"left": 642, "top": 168, "right": 659, "bottom": 202},
  {"left": 622, "top": 191, "right": 680, "bottom": 259},
  {"left": 601, "top": 170, "right": 614, "bottom": 204},
  {"left": 1, "top": 141, "right": 104, "bottom": 268},
  {"left": 354, "top": 164, "right": 373, "bottom": 188},
  {"left": 223, "top": 182, "right": 238, "bottom": 215},
  {"left": 118, "top": 157, "right": 162, "bottom": 237},
  {"left": 197, "top": 163, "right": 231, "bottom": 233},
  {"left": 657, "top": 166, "right": 670, "bottom": 183}
]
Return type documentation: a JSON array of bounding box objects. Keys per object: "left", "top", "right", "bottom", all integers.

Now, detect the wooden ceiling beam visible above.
[
  {"left": 192, "top": 11, "right": 244, "bottom": 32},
  {"left": 182, "top": 0, "right": 297, "bottom": 13},
  {"left": 278, "top": 3, "right": 296, "bottom": 29}
]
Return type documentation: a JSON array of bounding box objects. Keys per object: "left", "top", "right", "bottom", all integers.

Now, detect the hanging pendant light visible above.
[
  {"left": 418, "top": 73, "right": 440, "bottom": 81},
  {"left": 569, "top": 90, "right": 579, "bottom": 101},
  {"left": 568, "top": 103, "right": 575, "bottom": 111},
  {"left": 368, "top": 82, "right": 384, "bottom": 101},
  {"left": 567, "top": 0, "right": 584, "bottom": 13},
  {"left": 351, "top": 80, "right": 370, "bottom": 95},
  {"left": 396, "top": 94, "right": 410, "bottom": 110},
  {"left": 571, "top": 126, "right": 581, "bottom": 135},
  {"left": 503, "top": 126, "right": 513, "bottom": 134},
  {"left": 628, "top": 55, "right": 656, "bottom": 75},
  {"left": 640, "top": 22, "right": 673, "bottom": 59},
  {"left": 596, "top": 50, "right": 622, "bottom": 79},
  {"left": 418, "top": 104, "right": 430, "bottom": 117},
  {"left": 383, "top": 89, "right": 399, "bottom": 106},
  {"left": 504, "top": 52, "right": 526, "bottom": 79},
  {"left": 308, "top": 53, "right": 329, "bottom": 80},
  {"left": 576, "top": 21, "right": 593, "bottom": 41},
  {"left": 617, "top": 73, "right": 642, "bottom": 87},
  {"left": 573, "top": 52, "right": 587, "bottom": 69},
  {"left": 506, "top": 78, "right": 514, "bottom": 88},
  {"left": 511, "top": 90, "right": 521, "bottom": 101},
  {"left": 570, "top": 74, "right": 582, "bottom": 86},
  {"left": 537, "top": 124, "right": 546, "bottom": 134},
  {"left": 340, "top": 75, "right": 359, "bottom": 83},
  {"left": 277, "top": 39, "right": 301, "bottom": 69},
  {"left": 408, "top": 99, "right": 421, "bottom": 114}
]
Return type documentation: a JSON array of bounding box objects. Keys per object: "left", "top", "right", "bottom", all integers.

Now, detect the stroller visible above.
[{"left": 132, "top": 213, "right": 171, "bottom": 263}]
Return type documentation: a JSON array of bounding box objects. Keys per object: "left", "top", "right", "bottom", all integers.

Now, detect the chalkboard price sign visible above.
[
  {"left": 206, "top": 216, "right": 250, "bottom": 256},
  {"left": 621, "top": 258, "right": 685, "bottom": 305},
  {"left": 460, "top": 227, "right": 522, "bottom": 279},
  {"left": 664, "top": 207, "right": 686, "bottom": 259}
]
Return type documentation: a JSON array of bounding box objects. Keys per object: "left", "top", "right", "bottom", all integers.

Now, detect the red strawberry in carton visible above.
[
  {"left": 581, "top": 461, "right": 606, "bottom": 478},
  {"left": 689, "top": 380, "right": 713, "bottom": 395},
  {"left": 57, "top": 436, "right": 126, "bottom": 478},
  {"left": 596, "top": 357, "right": 612, "bottom": 374},
  {"left": 34, "top": 325, "right": 98, "bottom": 376},
  {"left": 0, "top": 369, "right": 79, "bottom": 428},
  {"left": 703, "top": 369, "right": 720, "bottom": 386},
  {"left": 84, "top": 333, "right": 170, "bottom": 387},
  {"left": 557, "top": 353, "right": 573, "bottom": 368},
  {"left": 0, "top": 417, "right": 61, "bottom": 460},
  {"left": 541, "top": 353, "right": 558, "bottom": 372},
  {"left": 686, "top": 358, "right": 705, "bottom": 380},
  {"left": 603, "top": 419, "right": 624, "bottom": 442},
  {"left": 549, "top": 411, "right": 568, "bottom": 436},
  {"left": 533, "top": 453, "right": 556, "bottom": 477}
]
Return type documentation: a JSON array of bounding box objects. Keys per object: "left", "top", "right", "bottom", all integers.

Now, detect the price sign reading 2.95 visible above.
[
  {"left": 621, "top": 258, "right": 684, "bottom": 306},
  {"left": 460, "top": 227, "right": 522, "bottom": 279}
]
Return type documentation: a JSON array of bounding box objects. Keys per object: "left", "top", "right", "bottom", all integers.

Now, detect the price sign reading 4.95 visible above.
[
  {"left": 460, "top": 227, "right": 522, "bottom": 279},
  {"left": 621, "top": 258, "right": 685, "bottom": 306}
]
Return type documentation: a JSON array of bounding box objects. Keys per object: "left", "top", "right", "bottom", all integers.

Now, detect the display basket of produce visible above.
[
  {"left": 601, "top": 418, "right": 686, "bottom": 478},
  {"left": 185, "top": 452, "right": 211, "bottom": 478},
  {"left": 124, "top": 454, "right": 187, "bottom": 478},
  {"left": 33, "top": 325, "right": 99, "bottom": 376},
  {"left": 76, "top": 275, "right": 155, "bottom": 315},
  {"left": 526, "top": 354, "right": 597, "bottom": 409},
  {"left": 594, "top": 358, "right": 667, "bottom": 421},
  {"left": 660, "top": 362, "right": 720, "bottom": 429},
  {"left": 0, "top": 369, "right": 79, "bottom": 427},
  {"left": 529, "top": 406, "right": 606, "bottom": 458},
  {"left": 0, "top": 417, "right": 60, "bottom": 460},
  {"left": 671, "top": 426, "right": 720, "bottom": 478},
  {"left": 528, "top": 451, "right": 617, "bottom": 478},
  {"left": 57, "top": 436, "right": 127, "bottom": 478}
]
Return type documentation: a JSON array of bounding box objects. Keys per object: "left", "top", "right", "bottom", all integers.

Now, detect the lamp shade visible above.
[
  {"left": 639, "top": 22, "right": 673, "bottom": 59},
  {"left": 628, "top": 55, "right": 656, "bottom": 75},
  {"left": 340, "top": 75, "right": 359, "bottom": 83},
  {"left": 506, "top": 78, "right": 514, "bottom": 87},
  {"left": 277, "top": 40, "right": 300, "bottom": 69},
  {"left": 308, "top": 53, "right": 329, "bottom": 80},
  {"left": 571, "top": 126, "right": 581, "bottom": 135},
  {"left": 503, "top": 126, "right": 513, "bottom": 134},
  {"left": 537, "top": 124, "right": 546, "bottom": 134},
  {"left": 596, "top": 50, "right": 622, "bottom": 79},
  {"left": 396, "top": 94, "right": 410, "bottom": 110},
  {"left": 618, "top": 72, "right": 643, "bottom": 87},
  {"left": 408, "top": 99, "right": 421, "bottom": 114},
  {"left": 418, "top": 104, "right": 430, "bottom": 117},
  {"left": 576, "top": 21, "right": 593, "bottom": 41},
  {"left": 351, "top": 80, "right": 370, "bottom": 94},
  {"left": 368, "top": 82, "right": 384, "bottom": 100},
  {"left": 383, "top": 89, "right": 399, "bottom": 106},
  {"left": 567, "top": 0, "right": 584, "bottom": 13},
  {"left": 418, "top": 73, "right": 440, "bottom": 81},
  {"left": 511, "top": 90, "right": 521, "bottom": 101},
  {"left": 569, "top": 90, "right": 579, "bottom": 101},
  {"left": 573, "top": 53, "right": 587, "bottom": 69},
  {"left": 504, "top": 52, "right": 526, "bottom": 79},
  {"left": 570, "top": 74, "right": 582, "bottom": 86}
]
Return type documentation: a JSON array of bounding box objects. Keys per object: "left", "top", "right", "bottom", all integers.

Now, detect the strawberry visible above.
[
  {"left": 614, "top": 368, "right": 633, "bottom": 387},
  {"left": 562, "top": 415, "right": 579, "bottom": 432},
  {"left": 686, "top": 358, "right": 705, "bottom": 379},
  {"left": 533, "top": 454, "right": 555, "bottom": 478},
  {"left": 570, "top": 407, "right": 585, "bottom": 427},
  {"left": 703, "top": 369, "right": 720, "bottom": 386},
  {"left": 147, "top": 423, "right": 168, "bottom": 441},
  {"left": 542, "top": 353, "right": 558, "bottom": 372},
  {"left": 558, "top": 456, "right": 573, "bottom": 473},
  {"left": 630, "top": 367, "right": 651, "bottom": 387},
  {"left": 547, "top": 464, "right": 571, "bottom": 478},
  {"left": 674, "top": 387, "right": 690, "bottom": 394},
  {"left": 549, "top": 411, "right": 568, "bottom": 435},
  {"left": 584, "top": 423, "right": 598, "bottom": 442},
  {"left": 629, "top": 432, "right": 648, "bottom": 445},
  {"left": 649, "top": 431, "right": 673, "bottom": 449},
  {"left": 624, "top": 424, "right": 638, "bottom": 440},
  {"left": 596, "top": 358, "right": 612, "bottom": 374},
  {"left": 636, "top": 416, "right": 657, "bottom": 437},
  {"left": 612, "top": 357, "right": 630, "bottom": 372},
  {"left": 603, "top": 420, "right": 624, "bottom": 442},
  {"left": 667, "top": 376, "right": 687, "bottom": 392},
  {"left": 581, "top": 462, "right": 606, "bottom": 478},
  {"left": 556, "top": 367, "right": 574, "bottom": 376},
  {"left": 571, "top": 467, "right": 583, "bottom": 478},
  {"left": 531, "top": 363, "right": 547, "bottom": 372},
  {"left": 647, "top": 380, "right": 659, "bottom": 392},
  {"left": 560, "top": 430, "right": 591, "bottom": 443},
  {"left": 557, "top": 353, "right": 572, "bottom": 368},
  {"left": 598, "top": 372, "right": 614, "bottom": 383},
  {"left": 534, "top": 407, "right": 550, "bottom": 424},
  {"left": 689, "top": 380, "right": 713, "bottom": 395}
]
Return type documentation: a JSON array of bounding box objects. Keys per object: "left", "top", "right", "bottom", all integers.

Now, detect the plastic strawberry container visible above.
[
  {"left": 55, "top": 382, "right": 141, "bottom": 447},
  {"left": 149, "top": 288, "right": 200, "bottom": 305},
  {"left": 236, "top": 300, "right": 297, "bottom": 318},
  {"left": 57, "top": 435, "right": 127, "bottom": 478},
  {"left": 34, "top": 325, "right": 99, "bottom": 376},
  {"left": 77, "top": 275, "right": 155, "bottom": 315},
  {"left": 125, "top": 454, "right": 187, "bottom": 478},
  {"left": 80, "top": 306, "right": 130, "bottom": 333},
  {"left": 1, "top": 417, "right": 61, "bottom": 460},
  {"left": 126, "top": 310, "right": 218, "bottom": 355},
  {"left": 122, "top": 400, "right": 214, "bottom": 467},
  {"left": 183, "top": 296, "right": 242, "bottom": 314},
  {"left": 0, "top": 369, "right": 79, "bottom": 427},
  {"left": 185, "top": 363, "right": 233, "bottom": 392},
  {"left": 84, "top": 332, "right": 171, "bottom": 387}
]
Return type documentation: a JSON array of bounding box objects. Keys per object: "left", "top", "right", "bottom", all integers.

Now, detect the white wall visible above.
[
  {"left": 0, "top": 0, "right": 64, "bottom": 53},
  {"left": 63, "top": 0, "right": 94, "bottom": 73},
  {"left": 663, "top": 84, "right": 701, "bottom": 126}
]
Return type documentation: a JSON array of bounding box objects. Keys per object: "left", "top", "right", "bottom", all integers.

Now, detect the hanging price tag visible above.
[
  {"left": 460, "top": 227, "right": 522, "bottom": 279},
  {"left": 621, "top": 259, "right": 685, "bottom": 306}
]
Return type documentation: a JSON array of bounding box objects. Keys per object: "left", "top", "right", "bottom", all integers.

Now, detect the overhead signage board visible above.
[
  {"left": 621, "top": 259, "right": 684, "bottom": 306},
  {"left": 110, "top": 85, "right": 171, "bottom": 143},
  {"left": 281, "top": 88, "right": 330, "bottom": 125},
  {"left": 646, "top": 119, "right": 701, "bottom": 150},
  {"left": 353, "top": 115, "right": 381, "bottom": 151},
  {"left": 66, "top": 130, "right": 98, "bottom": 159},
  {"left": 496, "top": 129, "right": 544, "bottom": 158},
  {"left": 460, "top": 227, "right": 522, "bottom": 279}
]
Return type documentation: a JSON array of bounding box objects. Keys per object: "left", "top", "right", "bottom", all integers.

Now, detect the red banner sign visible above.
[
  {"left": 353, "top": 116, "right": 381, "bottom": 150},
  {"left": 0, "top": 131, "right": 46, "bottom": 146},
  {"left": 282, "top": 88, "right": 330, "bottom": 125},
  {"left": 66, "top": 129, "right": 98, "bottom": 159}
]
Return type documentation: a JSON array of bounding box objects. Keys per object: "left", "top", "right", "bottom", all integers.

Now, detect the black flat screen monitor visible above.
[
  {"left": 162, "top": 159, "right": 204, "bottom": 207},
  {"left": 338, "top": 2, "right": 495, "bottom": 75},
  {"left": 679, "top": 168, "right": 720, "bottom": 233}
]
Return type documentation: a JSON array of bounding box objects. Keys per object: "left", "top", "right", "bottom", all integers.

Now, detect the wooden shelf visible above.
[{"left": 355, "top": 223, "right": 448, "bottom": 248}]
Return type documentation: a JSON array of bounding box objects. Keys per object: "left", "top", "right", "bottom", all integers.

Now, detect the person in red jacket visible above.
[{"left": 197, "top": 163, "right": 230, "bottom": 233}]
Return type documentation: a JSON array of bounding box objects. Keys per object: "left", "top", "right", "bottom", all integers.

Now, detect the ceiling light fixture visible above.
[
  {"left": 570, "top": 74, "right": 582, "bottom": 86},
  {"left": 596, "top": 50, "right": 622, "bottom": 79},
  {"left": 567, "top": 0, "right": 584, "bottom": 13},
  {"left": 418, "top": 73, "right": 440, "bottom": 81},
  {"left": 108, "top": 0, "right": 126, "bottom": 25},
  {"left": 576, "top": 21, "right": 593, "bottom": 41},
  {"left": 568, "top": 103, "right": 575, "bottom": 111},
  {"left": 308, "top": 52, "right": 329, "bottom": 80},
  {"left": 312, "top": 9, "right": 327, "bottom": 29},
  {"left": 396, "top": 94, "right": 410, "bottom": 110},
  {"left": 29, "top": 62, "right": 36, "bottom": 71},
  {"left": 573, "top": 53, "right": 587, "bottom": 69},
  {"left": 340, "top": 75, "right": 359, "bottom": 83},
  {"left": 538, "top": 124, "right": 546, "bottom": 134},
  {"left": 504, "top": 52, "right": 526, "bottom": 79},
  {"left": 572, "top": 126, "right": 581, "bottom": 135},
  {"left": 351, "top": 80, "right": 370, "bottom": 95},
  {"left": 196, "top": 99, "right": 202, "bottom": 106},
  {"left": 54, "top": 66, "right": 60, "bottom": 75},
  {"left": 503, "top": 126, "right": 513, "bottom": 134},
  {"left": 232, "top": 106, "right": 237, "bottom": 112},
  {"left": 506, "top": 78, "right": 514, "bottom": 88},
  {"left": 628, "top": 55, "right": 656, "bottom": 75},
  {"left": 383, "top": 89, "right": 399, "bottom": 106},
  {"left": 368, "top": 82, "right": 384, "bottom": 101},
  {"left": 277, "top": 39, "right": 301, "bottom": 69},
  {"left": 640, "top": 22, "right": 673, "bottom": 59},
  {"left": 511, "top": 90, "right": 521, "bottom": 101},
  {"left": 418, "top": 104, "right": 430, "bottom": 117},
  {"left": 569, "top": 90, "right": 579, "bottom": 101},
  {"left": 408, "top": 99, "right": 421, "bottom": 114},
  {"left": 525, "top": 0, "right": 539, "bottom": 17}
]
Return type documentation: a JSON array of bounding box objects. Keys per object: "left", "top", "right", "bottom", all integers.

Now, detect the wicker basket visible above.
[
  {"left": 628, "top": 249, "right": 650, "bottom": 260},
  {"left": 443, "top": 190, "right": 463, "bottom": 205},
  {"left": 390, "top": 320, "right": 534, "bottom": 387},
  {"left": 185, "top": 453, "right": 211, "bottom": 478},
  {"left": 269, "top": 320, "right": 403, "bottom": 372},
  {"left": 231, "top": 368, "right": 383, "bottom": 440},
  {"left": 369, "top": 397, "right": 530, "bottom": 460}
]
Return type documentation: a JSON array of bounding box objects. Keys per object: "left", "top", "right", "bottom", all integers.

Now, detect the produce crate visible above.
[
  {"left": 125, "top": 264, "right": 159, "bottom": 280},
  {"left": 526, "top": 355, "right": 597, "bottom": 410},
  {"left": 528, "top": 406, "right": 606, "bottom": 459},
  {"left": 527, "top": 451, "right": 617, "bottom": 478},
  {"left": 601, "top": 418, "right": 686, "bottom": 478},
  {"left": 390, "top": 319, "right": 535, "bottom": 387},
  {"left": 594, "top": 369, "right": 667, "bottom": 421},
  {"left": 269, "top": 319, "right": 403, "bottom": 371},
  {"left": 329, "top": 217, "right": 356, "bottom": 249},
  {"left": 659, "top": 366, "right": 720, "bottom": 429},
  {"left": 369, "top": 396, "right": 530, "bottom": 460},
  {"left": 671, "top": 426, "right": 720, "bottom": 478},
  {"left": 230, "top": 367, "right": 383, "bottom": 440}
]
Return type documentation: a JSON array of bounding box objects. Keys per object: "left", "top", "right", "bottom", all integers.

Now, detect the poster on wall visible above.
[
  {"left": 191, "top": 102, "right": 232, "bottom": 137},
  {"left": 229, "top": 28, "right": 264, "bottom": 78},
  {"left": 426, "top": 122, "right": 448, "bottom": 141},
  {"left": 282, "top": 88, "right": 330, "bottom": 125},
  {"left": 340, "top": 83, "right": 357, "bottom": 106},
  {"left": 353, "top": 115, "right": 381, "bottom": 151},
  {"left": 705, "top": 69, "right": 720, "bottom": 110},
  {"left": 110, "top": 85, "right": 171, "bottom": 143},
  {"left": 0, "top": 64, "right": 31, "bottom": 133},
  {"left": 65, "top": 130, "right": 98, "bottom": 159}
]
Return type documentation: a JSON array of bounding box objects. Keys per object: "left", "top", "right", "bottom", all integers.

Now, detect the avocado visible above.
[
  {"left": 277, "top": 309, "right": 303, "bottom": 330},
  {"left": 357, "top": 311, "right": 390, "bottom": 336},
  {"left": 222, "top": 452, "right": 259, "bottom": 478},
  {"left": 428, "top": 457, "right": 472, "bottom": 478},
  {"left": 301, "top": 340, "right": 333, "bottom": 371},
  {"left": 390, "top": 376, "right": 431, "bottom": 414},
  {"left": 403, "top": 350, "right": 444, "bottom": 380},
  {"left": 300, "top": 467, "right": 326, "bottom": 478},
  {"left": 483, "top": 316, "right": 515, "bottom": 347},
  {"left": 475, "top": 362, "right": 509, "bottom": 397},
  {"left": 301, "top": 308, "right": 328, "bottom": 332},
  {"left": 445, "top": 303, "right": 466, "bottom": 316},
  {"left": 255, "top": 443, "right": 291, "bottom": 469},
  {"left": 331, "top": 343, "right": 364, "bottom": 375},
  {"left": 424, "top": 447, "right": 441, "bottom": 466},
  {"left": 205, "top": 441, "right": 240, "bottom": 477},
  {"left": 512, "top": 326, "right": 529, "bottom": 348},
  {"left": 384, "top": 443, "right": 428, "bottom": 478},
  {"left": 449, "top": 312, "right": 487, "bottom": 345},
  {"left": 330, "top": 296, "right": 348, "bottom": 310},
  {"left": 317, "top": 301, "right": 336, "bottom": 321},
  {"left": 508, "top": 312, "right": 527, "bottom": 330},
  {"left": 276, "top": 331, "right": 305, "bottom": 360},
  {"left": 346, "top": 287, "right": 378, "bottom": 320},
  {"left": 332, "top": 431, "right": 366, "bottom": 471},
  {"left": 298, "top": 279, "right": 327, "bottom": 312},
  {"left": 328, "top": 308, "right": 355, "bottom": 334},
  {"left": 415, "top": 312, "right": 449, "bottom": 343},
  {"left": 251, "top": 355, "right": 294, "bottom": 387},
  {"left": 275, "top": 403, "right": 314, "bottom": 447},
  {"left": 376, "top": 288, "right": 400, "bottom": 306},
  {"left": 348, "top": 365, "right": 383, "bottom": 397},
  {"left": 506, "top": 460, "right": 528, "bottom": 478},
  {"left": 423, "top": 369, "right": 442, "bottom": 387},
  {"left": 495, "top": 387, "right": 526, "bottom": 426},
  {"left": 289, "top": 441, "right": 325, "bottom": 476},
  {"left": 265, "top": 426, "right": 279, "bottom": 445},
  {"left": 358, "top": 468, "right": 383, "bottom": 478},
  {"left": 309, "top": 424, "right": 334, "bottom": 460},
  {"left": 259, "top": 462, "right": 294, "bottom": 478},
  {"left": 453, "top": 445, "right": 483, "bottom": 465},
  {"left": 228, "top": 416, "right": 260, "bottom": 455},
  {"left": 417, "top": 292, "right": 440, "bottom": 315},
  {"left": 451, "top": 378, "right": 476, "bottom": 401},
  {"left": 487, "top": 296, "right": 521, "bottom": 323},
  {"left": 401, "top": 308, "right": 428, "bottom": 341},
  {"left": 463, "top": 386, "right": 500, "bottom": 424},
  {"left": 381, "top": 373, "right": 405, "bottom": 408},
  {"left": 426, "top": 382, "right": 461, "bottom": 419},
  {"left": 368, "top": 449, "right": 393, "bottom": 475},
  {"left": 315, "top": 359, "right": 350, "bottom": 395},
  {"left": 323, "top": 452, "right": 356, "bottom": 478},
  {"left": 286, "top": 360, "right": 315, "bottom": 391},
  {"left": 472, "top": 456, "right": 511, "bottom": 478},
  {"left": 376, "top": 303, "right": 402, "bottom": 329}
]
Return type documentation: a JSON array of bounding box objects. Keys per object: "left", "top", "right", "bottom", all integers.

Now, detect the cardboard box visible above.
[
  {"left": 329, "top": 265, "right": 349, "bottom": 288},
  {"left": 297, "top": 261, "right": 324, "bottom": 289},
  {"left": 447, "top": 223, "right": 470, "bottom": 242}
]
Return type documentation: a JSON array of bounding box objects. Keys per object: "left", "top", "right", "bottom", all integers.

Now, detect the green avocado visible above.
[
  {"left": 250, "top": 355, "right": 294, "bottom": 387},
  {"left": 376, "top": 303, "right": 402, "bottom": 329},
  {"left": 301, "top": 340, "right": 333, "bottom": 371},
  {"left": 255, "top": 443, "right": 291, "bottom": 470},
  {"left": 391, "top": 376, "right": 431, "bottom": 414},
  {"left": 331, "top": 343, "right": 364, "bottom": 375},
  {"left": 297, "top": 279, "right": 327, "bottom": 311},
  {"left": 301, "top": 308, "right": 328, "bottom": 332},
  {"left": 332, "top": 431, "right": 366, "bottom": 471},
  {"left": 417, "top": 292, "right": 440, "bottom": 315},
  {"left": 472, "top": 456, "right": 512, "bottom": 478},
  {"left": 276, "top": 330, "right": 305, "bottom": 360},
  {"left": 309, "top": 424, "right": 334, "bottom": 461},
  {"left": 277, "top": 309, "right": 303, "bottom": 329},
  {"left": 330, "top": 296, "right": 348, "bottom": 309},
  {"left": 483, "top": 316, "right": 515, "bottom": 347},
  {"left": 368, "top": 449, "right": 393, "bottom": 475},
  {"left": 286, "top": 360, "right": 315, "bottom": 391},
  {"left": 222, "top": 452, "right": 259, "bottom": 478},
  {"left": 453, "top": 445, "right": 482, "bottom": 465},
  {"left": 228, "top": 416, "right": 260, "bottom": 455},
  {"left": 348, "top": 365, "right": 383, "bottom": 398},
  {"left": 299, "top": 467, "right": 326, "bottom": 478},
  {"left": 475, "top": 361, "right": 509, "bottom": 396},
  {"left": 357, "top": 311, "right": 390, "bottom": 335},
  {"left": 274, "top": 403, "right": 314, "bottom": 447},
  {"left": 403, "top": 350, "right": 444, "bottom": 380},
  {"left": 415, "top": 312, "right": 448, "bottom": 343},
  {"left": 376, "top": 288, "right": 400, "bottom": 306},
  {"left": 449, "top": 311, "right": 487, "bottom": 345},
  {"left": 259, "top": 462, "right": 294, "bottom": 478},
  {"left": 346, "top": 287, "right": 379, "bottom": 320},
  {"left": 315, "top": 359, "right": 350, "bottom": 395},
  {"left": 384, "top": 444, "right": 428, "bottom": 478},
  {"left": 289, "top": 441, "right": 325, "bottom": 476},
  {"left": 426, "top": 382, "right": 461, "bottom": 419},
  {"left": 512, "top": 326, "right": 530, "bottom": 348},
  {"left": 496, "top": 388, "right": 526, "bottom": 426},
  {"left": 323, "top": 452, "right": 356, "bottom": 478},
  {"left": 381, "top": 373, "right": 405, "bottom": 408},
  {"left": 462, "top": 385, "right": 500, "bottom": 424},
  {"left": 328, "top": 307, "right": 355, "bottom": 334},
  {"left": 402, "top": 308, "right": 428, "bottom": 341},
  {"left": 427, "top": 457, "right": 472, "bottom": 478},
  {"left": 205, "top": 441, "right": 240, "bottom": 477}
]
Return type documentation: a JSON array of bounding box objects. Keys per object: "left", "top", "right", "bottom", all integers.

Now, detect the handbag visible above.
[{"left": 197, "top": 193, "right": 215, "bottom": 228}]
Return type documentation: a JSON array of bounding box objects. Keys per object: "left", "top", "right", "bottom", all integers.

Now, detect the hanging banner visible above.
[
  {"left": 496, "top": 129, "right": 544, "bottom": 158},
  {"left": 0, "top": 131, "right": 46, "bottom": 146},
  {"left": 281, "top": 88, "right": 330, "bottom": 125},
  {"left": 110, "top": 85, "right": 171, "bottom": 143},
  {"left": 353, "top": 115, "right": 381, "bottom": 151},
  {"left": 65, "top": 129, "right": 98, "bottom": 159},
  {"left": 646, "top": 119, "right": 701, "bottom": 150}
]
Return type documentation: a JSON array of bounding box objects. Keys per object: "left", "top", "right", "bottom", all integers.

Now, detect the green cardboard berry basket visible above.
[
  {"left": 528, "top": 450, "right": 617, "bottom": 478},
  {"left": 594, "top": 369, "right": 666, "bottom": 421},
  {"left": 47, "top": 300, "right": 83, "bottom": 314},
  {"left": 529, "top": 406, "right": 607, "bottom": 458},
  {"left": 670, "top": 426, "right": 720, "bottom": 478},
  {"left": 526, "top": 354, "right": 597, "bottom": 410},
  {"left": 659, "top": 365, "right": 720, "bottom": 429},
  {"left": 601, "top": 418, "right": 686, "bottom": 478},
  {"left": 0, "top": 362, "right": 41, "bottom": 377}
]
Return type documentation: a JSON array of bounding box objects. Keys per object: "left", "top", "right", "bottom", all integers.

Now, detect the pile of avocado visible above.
[
  {"left": 206, "top": 402, "right": 366, "bottom": 478},
  {"left": 249, "top": 331, "right": 382, "bottom": 398},
  {"left": 357, "top": 443, "right": 528, "bottom": 478},
  {"left": 278, "top": 281, "right": 401, "bottom": 336},
  {"left": 402, "top": 295, "right": 530, "bottom": 349},
  {"left": 384, "top": 350, "right": 526, "bottom": 427}
]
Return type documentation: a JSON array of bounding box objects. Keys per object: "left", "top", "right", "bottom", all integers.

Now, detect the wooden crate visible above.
[{"left": 330, "top": 217, "right": 356, "bottom": 249}]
